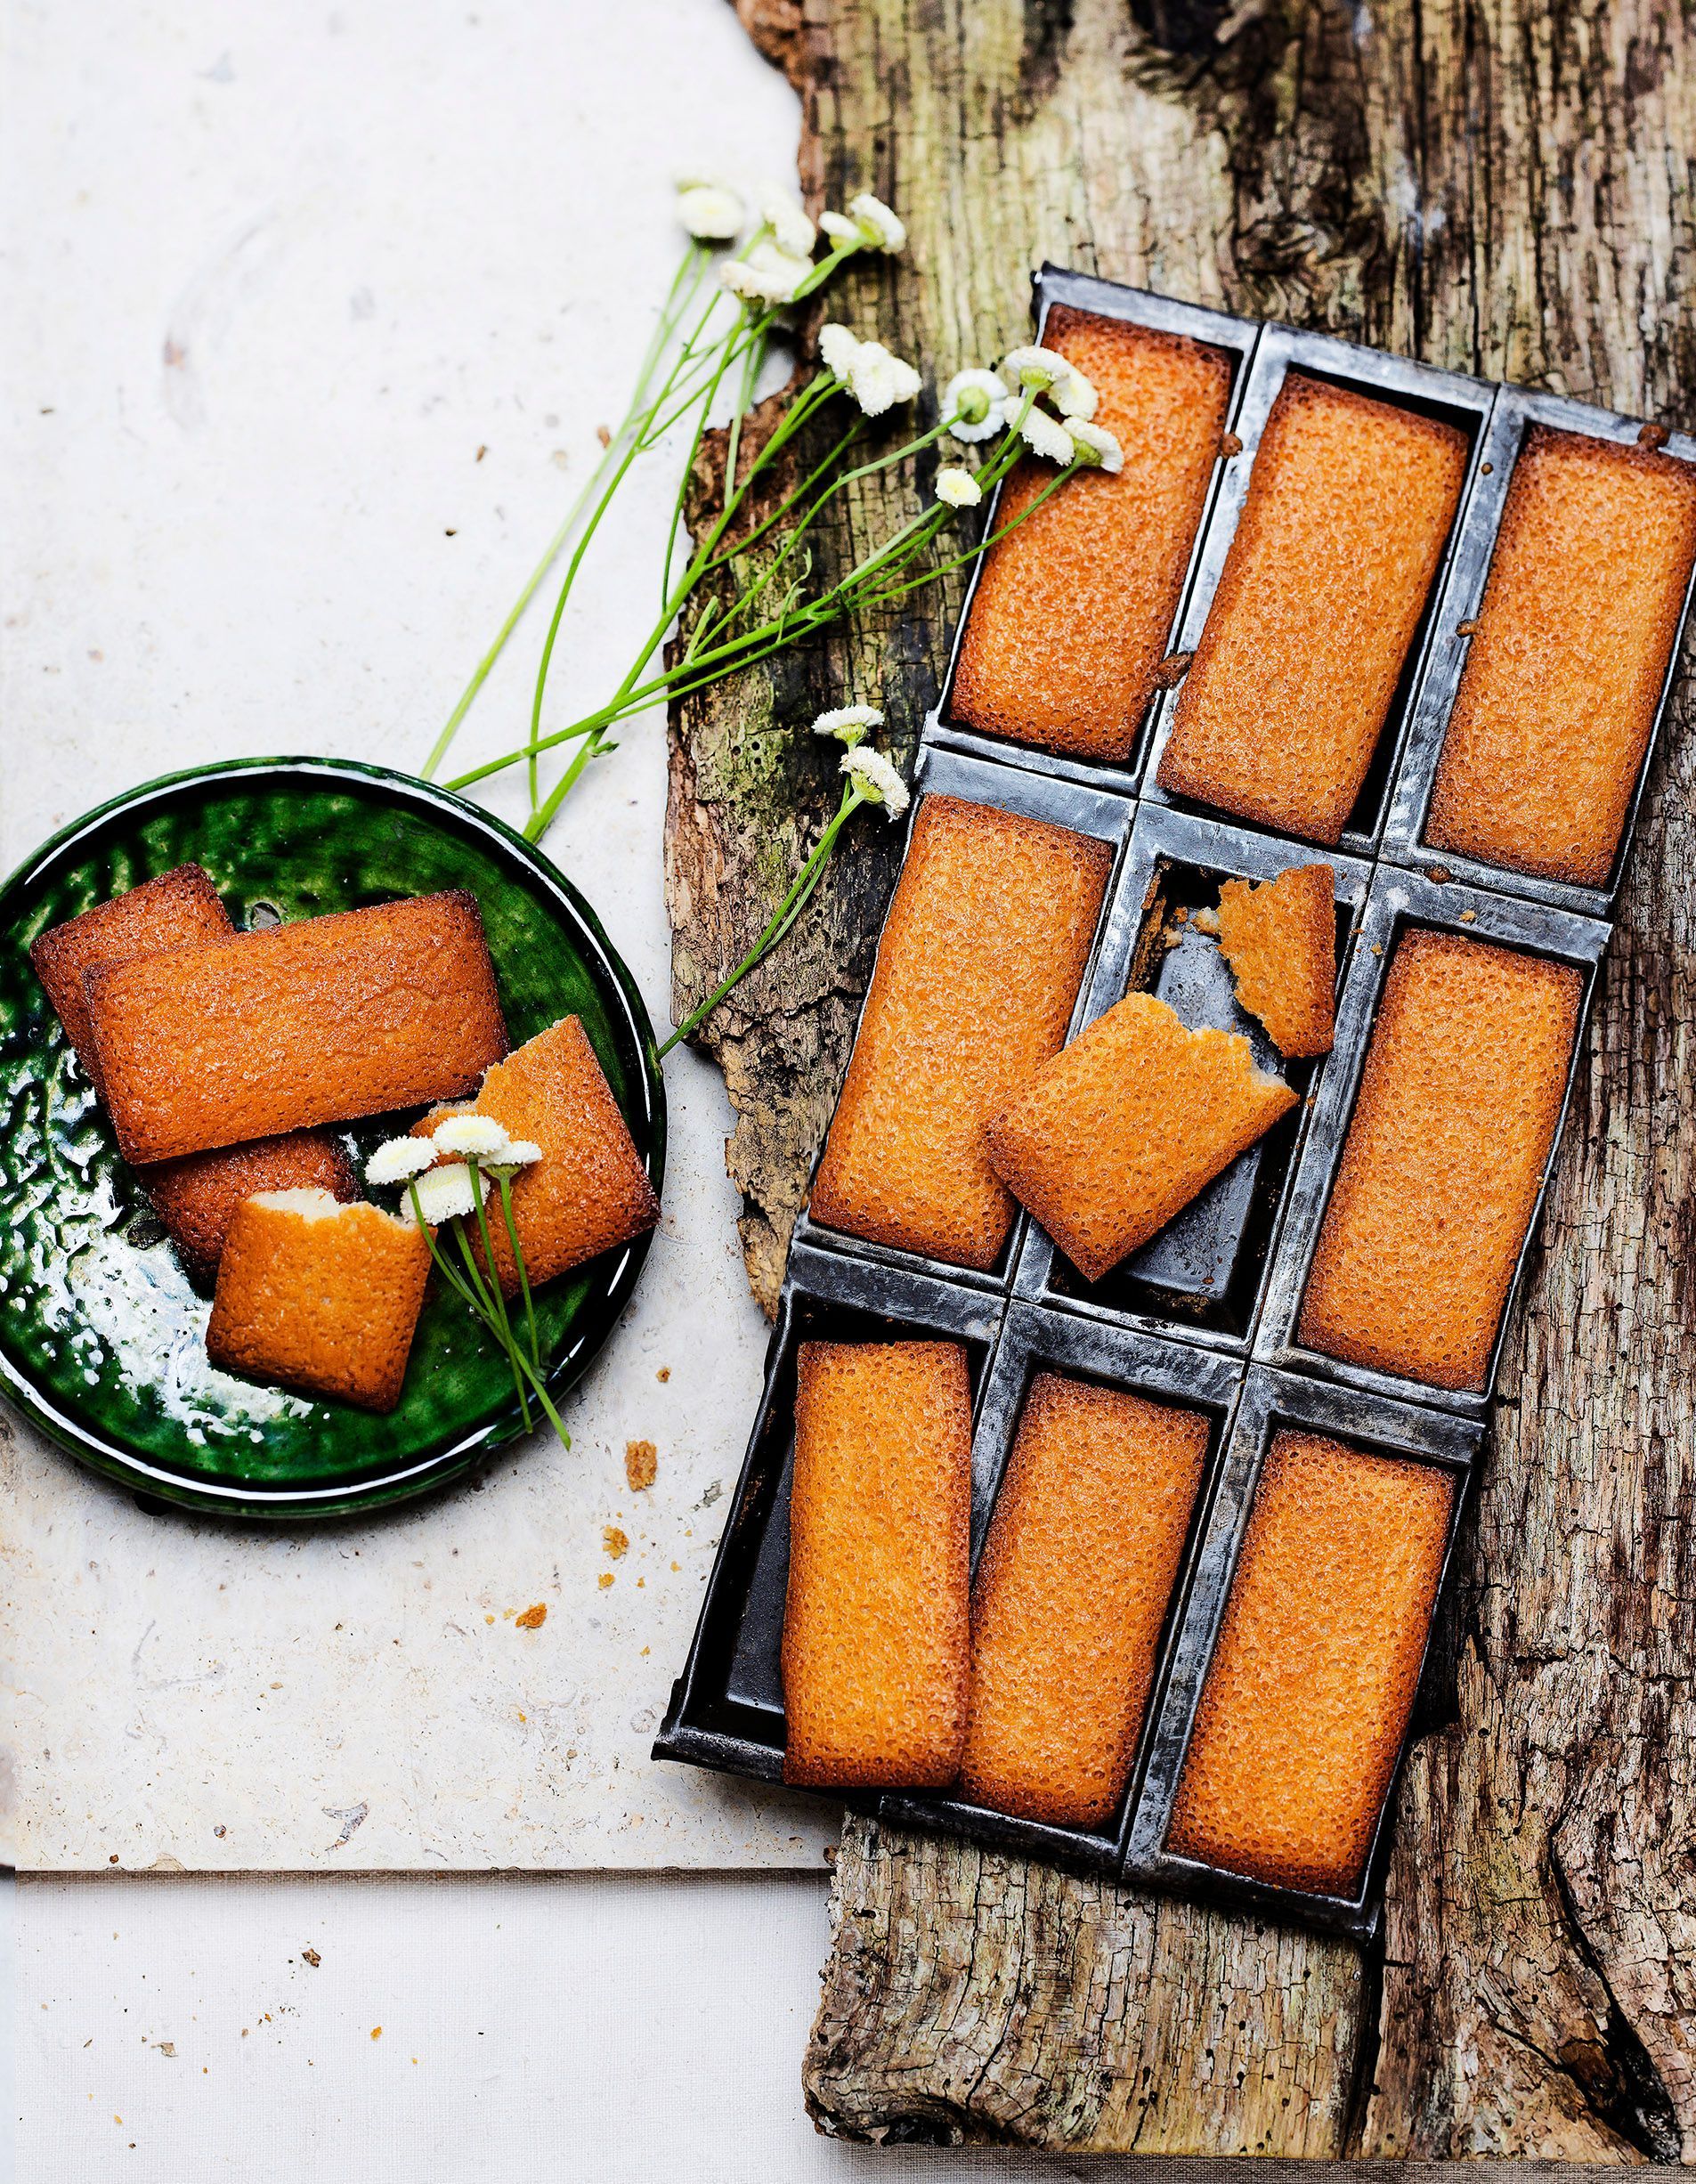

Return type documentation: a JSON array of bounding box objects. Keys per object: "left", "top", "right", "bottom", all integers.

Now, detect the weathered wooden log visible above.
[{"left": 665, "top": 0, "right": 1696, "bottom": 2156}]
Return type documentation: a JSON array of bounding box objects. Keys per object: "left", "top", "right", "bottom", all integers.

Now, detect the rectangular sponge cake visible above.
[
  {"left": 950, "top": 308, "right": 1233, "bottom": 761},
  {"left": 85, "top": 889, "right": 508, "bottom": 1163},
  {"left": 808, "top": 796, "right": 1112, "bottom": 1271},
  {"left": 961, "top": 1373, "right": 1208, "bottom": 1829},
  {"left": 782, "top": 1339, "right": 971, "bottom": 1789},
  {"left": 1426, "top": 425, "right": 1696, "bottom": 885},
  {"left": 29, "top": 865, "right": 357, "bottom": 1279},
  {"left": 984, "top": 992, "right": 1298, "bottom": 1283},
  {"left": 1167, "top": 1430, "right": 1454, "bottom": 1897},
  {"left": 1157, "top": 373, "right": 1468, "bottom": 842},
  {"left": 207, "top": 1189, "right": 433, "bottom": 1413},
  {"left": 1298, "top": 930, "right": 1580, "bottom": 1391},
  {"left": 418, "top": 1017, "right": 659, "bottom": 1296}
]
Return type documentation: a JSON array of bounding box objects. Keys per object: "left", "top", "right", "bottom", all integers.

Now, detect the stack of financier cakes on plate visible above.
[
  {"left": 30, "top": 869, "right": 658, "bottom": 1413},
  {"left": 766, "top": 293, "right": 1696, "bottom": 1899}
]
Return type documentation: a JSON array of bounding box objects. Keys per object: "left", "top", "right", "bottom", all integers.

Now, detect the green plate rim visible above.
[{"left": 0, "top": 754, "right": 667, "bottom": 1519}]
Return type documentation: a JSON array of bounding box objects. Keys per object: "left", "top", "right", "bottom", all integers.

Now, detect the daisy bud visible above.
[
  {"left": 817, "top": 322, "right": 863, "bottom": 380},
  {"left": 720, "top": 241, "right": 812, "bottom": 306},
  {"left": 935, "top": 467, "right": 983, "bottom": 509},
  {"left": 812, "top": 704, "right": 885, "bottom": 747},
  {"left": 756, "top": 185, "right": 816, "bottom": 259},
  {"left": 846, "top": 192, "right": 906, "bottom": 254},
  {"left": 365, "top": 1136, "right": 438, "bottom": 1186},
  {"left": 433, "top": 1114, "right": 513, "bottom": 1160},
  {"left": 407, "top": 1161, "right": 489, "bottom": 1227},
  {"left": 676, "top": 180, "right": 744, "bottom": 241},
  {"left": 1018, "top": 405, "right": 1077, "bottom": 466},
  {"left": 1067, "top": 419, "right": 1124, "bottom": 474},
  {"left": 841, "top": 747, "right": 911, "bottom": 819}
]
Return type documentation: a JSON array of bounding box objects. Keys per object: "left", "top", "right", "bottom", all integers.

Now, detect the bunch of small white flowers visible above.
[
  {"left": 364, "top": 1116, "right": 561, "bottom": 1445},
  {"left": 988, "top": 345, "right": 1124, "bottom": 473},
  {"left": 818, "top": 323, "right": 923, "bottom": 417},
  {"left": 686, "top": 177, "right": 906, "bottom": 309}
]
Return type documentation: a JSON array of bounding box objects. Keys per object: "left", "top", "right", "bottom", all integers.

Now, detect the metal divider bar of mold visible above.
[
  {"left": 1381, "top": 386, "right": 1696, "bottom": 920},
  {"left": 922, "top": 266, "right": 1264, "bottom": 800},
  {"left": 1123, "top": 1364, "right": 1484, "bottom": 1941},
  {"left": 1010, "top": 803, "right": 1374, "bottom": 1358},
  {"left": 791, "top": 741, "right": 1136, "bottom": 1296},
  {"left": 1137, "top": 323, "right": 1502, "bottom": 862},
  {"left": 1254, "top": 865, "right": 1613, "bottom": 1418},
  {"left": 651, "top": 1238, "right": 1005, "bottom": 1790},
  {"left": 882, "top": 1299, "right": 1246, "bottom": 1880}
]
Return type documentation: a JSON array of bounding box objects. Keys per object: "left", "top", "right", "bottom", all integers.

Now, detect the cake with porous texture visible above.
[
  {"left": 984, "top": 992, "right": 1297, "bottom": 1282},
  {"left": 1214, "top": 864, "right": 1336, "bottom": 1058},
  {"left": 1298, "top": 930, "right": 1580, "bottom": 1390},
  {"left": 1167, "top": 1430, "right": 1455, "bottom": 1897},
  {"left": 1425, "top": 425, "right": 1696, "bottom": 885},
  {"left": 411, "top": 1016, "right": 659, "bottom": 1295},
  {"left": 30, "top": 865, "right": 358, "bottom": 1280},
  {"left": 951, "top": 307, "right": 1233, "bottom": 760},
  {"left": 85, "top": 889, "right": 508, "bottom": 1163},
  {"left": 782, "top": 1339, "right": 972, "bottom": 1789},
  {"left": 1156, "top": 373, "right": 1468, "bottom": 842},
  {"left": 808, "top": 796, "right": 1112, "bottom": 1270},
  {"left": 207, "top": 1189, "right": 432, "bottom": 1412},
  {"left": 961, "top": 1373, "right": 1209, "bottom": 1828}
]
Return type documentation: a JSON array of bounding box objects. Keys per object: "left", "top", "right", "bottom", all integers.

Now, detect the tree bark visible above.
[{"left": 666, "top": 0, "right": 1696, "bottom": 2156}]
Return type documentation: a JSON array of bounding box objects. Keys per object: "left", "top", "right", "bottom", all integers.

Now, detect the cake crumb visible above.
[
  {"left": 624, "top": 1439, "right": 658, "bottom": 1490},
  {"left": 1640, "top": 421, "right": 1672, "bottom": 451},
  {"left": 302, "top": 1948, "right": 321, "bottom": 1969},
  {"left": 655, "top": 1366, "right": 670, "bottom": 1383},
  {"left": 1458, "top": 908, "right": 1477, "bottom": 922},
  {"left": 1150, "top": 649, "right": 1195, "bottom": 692},
  {"left": 515, "top": 1603, "right": 548, "bottom": 1630},
  {"left": 604, "top": 1526, "right": 629, "bottom": 1560},
  {"left": 1457, "top": 619, "right": 1480, "bottom": 637},
  {"left": 1426, "top": 865, "right": 1451, "bottom": 884},
  {"left": 597, "top": 1572, "right": 614, "bottom": 1590},
  {"left": 1221, "top": 431, "right": 1243, "bottom": 457}
]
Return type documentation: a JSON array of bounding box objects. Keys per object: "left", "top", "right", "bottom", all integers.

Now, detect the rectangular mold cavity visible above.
[
  {"left": 1010, "top": 804, "right": 1372, "bottom": 1354},
  {"left": 1138, "top": 325, "right": 1500, "bottom": 859},
  {"left": 652, "top": 1239, "right": 1004, "bottom": 1790},
  {"left": 882, "top": 1302, "right": 1244, "bottom": 1878},
  {"left": 1382, "top": 387, "right": 1696, "bottom": 919},
  {"left": 1254, "top": 868, "right": 1611, "bottom": 1417},
  {"left": 925, "top": 264, "right": 1262, "bottom": 799},
  {"left": 1124, "top": 1366, "right": 1482, "bottom": 1940},
  {"left": 791, "top": 742, "right": 1133, "bottom": 1295}
]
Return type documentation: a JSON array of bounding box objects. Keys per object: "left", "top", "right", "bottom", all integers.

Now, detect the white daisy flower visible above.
[
  {"left": 365, "top": 1135, "right": 438, "bottom": 1186},
  {"left": 817, "top": 321, "right": 864, "bottom": 381},
  {"left": 1018, "top": 405, "right": 1077, "bottom": 465},
  {"left": 999, "top": 344, "right": 1073, "bottom": 395},
  {"left": 495, "top": 1140, "right": 544, "bottom": 1169},
  {"left": 935, "top": 467, "right": 983, "bottom": 508},
  {"left": 433, "top": 1114, "right": 512, "bottom": 1160},
  {"left": 818, "top": 210, "right": 861, "bottom": 248},
  {"left": 812, "top": 703, "right": 885, "bottom": 746},
  {"left": 1051, "top": 370, "right": 1100, "bottom": 421},
  {"left": 720, "top": 241, "right": 813, "bottom": 306},
  {"left": 847, "top": 339, "right": 922, "bottom": 417},
  {"left": 841, "top": 747, "right": 910, "bottom": 819},
  {"left": 846, "top": 192, "right": 906, "bottom": 253},
  {"left": 408, "top": 1161, "right": 489, "bottom": 1227},
  {"left": 1067, "top": 419, "right": 1124, "bottom": 474},
  {"left": 756, "top": 186, "right": 816, "bottom": 259},
  {"left": 943, "top": 367, "right": 1008, "bottom": 443},
  {"left": 677, "top": 181, "right": 744, "bottom": 241}
]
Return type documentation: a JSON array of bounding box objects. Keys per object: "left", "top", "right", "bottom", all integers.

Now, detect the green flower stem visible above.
[
  {"left": 420, "top": 241, "right": 710, "bottom": 785},
  {"left": 656, "top": 783, "right": 868, "bottom": 1059},
  {"left": 457, "top": 1194, "right": 531, "bottom": 1429},
  {"left": 494, "top": 1171, "right": 540, "bottom": 1376}
]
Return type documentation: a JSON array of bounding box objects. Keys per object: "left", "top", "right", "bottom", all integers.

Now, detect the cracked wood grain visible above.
[{"left": 665, "top": 0, "right": 1696, "bottom": 2156}]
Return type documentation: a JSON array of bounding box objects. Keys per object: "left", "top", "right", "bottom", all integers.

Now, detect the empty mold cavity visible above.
[
  {"left": 652, "top": 1246, "right": 1002, "bottom": 1788},
  {"left": 1037, "top": 853, "right": 1353, "bottom": 1339}
]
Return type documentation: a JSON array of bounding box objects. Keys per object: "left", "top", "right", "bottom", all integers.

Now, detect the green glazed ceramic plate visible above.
[{"left": 0, "top": 758, "right": 665, "bottom": 1519}]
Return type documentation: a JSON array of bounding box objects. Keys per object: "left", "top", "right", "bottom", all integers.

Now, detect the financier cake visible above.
[
  {"left": 1298, "top": 930, "right": 1581, "bottom": 1390},
  {"left": 1157, "top": 373, "right": 1468, "bottom": 842},
  {"left": 207, "top": 1190, "right": 433, "bottom": 1412},
  {"left": 950, "top": 307, "right": 1233, "bottom": 761},
  {"left": 1167, "top": 1431, "right": 1455, "bottom": 1897},
  {"left": 961, "top": 1373, "right": 1209, "bottom": 1829},
  {"left": 413, "top": 1017, "right": 659, "bottom": 1295},
  {"left": 1425, "top": 424, "right": 1696, "bottom": 886},
  {"left": 984, "top": 992, "right": 1298, "bottom": 1282},
  {"left": 808, "top": 796, "right": 1112, "bottom": 1270},
  {"left": 85, "top": 889, "right": 508, "bottom": 1164},
  {"left": 782, "top": 1339, "right": 972, "bottom": 1790},
  {"left": 29, "top": 865, "right": 357, "bottom": 1280},
  {"left": 1213, "top": 864, "right": 1336, "bottom": 1058}
]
